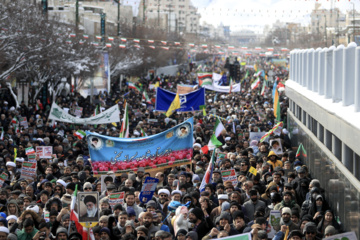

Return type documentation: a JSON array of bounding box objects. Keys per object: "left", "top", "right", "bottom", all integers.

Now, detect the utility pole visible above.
[
  {"left": 143, "top": 0, "right": 145, "bottom": 25},
  {"left": 76, "top": 0, "right": 79, "bottom": 28},
  {"left": 158, "top": 0, "right": 160, "bottom": 27},
  {"left": 117, "top": 0, "right": 121, "bottom": 36}
]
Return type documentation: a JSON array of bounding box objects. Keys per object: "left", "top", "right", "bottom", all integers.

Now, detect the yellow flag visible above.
[
  {"left": 111, "top": 122, "right": 117, "bottom": 127},
  {"left": 254, "top": 64, "right": 258, "bottom": 72},
  {"left": 274, "top": 89, "right": 280, "bottom": 119},
  {"left": 249, "top": 166, "right": 257, "bottom": 176},
  {"left": 14, "top": 148, "right": 17, "bottom": 163},
  {"left": 166, "top": 93, "right": 181, "bottom": 117},
  {"left": 154, "top": 82, "right": 160, "bottom": 88}
]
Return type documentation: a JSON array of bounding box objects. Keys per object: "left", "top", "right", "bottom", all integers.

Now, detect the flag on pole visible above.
[
  {"left": 70, "top": 185, "right": 95, "bottom": 240},
  {"left": 199, "top": 149, "right": 216, "bottom": 192},
  {"left": 142, "top": 90, "right": 152, "bottom": 104},
  {"left": 274, "top": 89, "right": 281, "bottom": 121},
  {"left": 0, "top": 127, "right": 3, "bottom": 141},
  {"left": 25, "top": 147, "right": 35, "bottom": 155},
  {"left": 165, "top": 93, "right": 181, "bottom": 117},
  {"left": 249, "top": 166, "right": 258, "bottom": 176},
  {"left": 201, "top": 118, "right": 224, "bottom": 154},
  {"left": 229, "top": 78, "right": 233, "bottom": 94},
  {"left": 296, "top": 143, "right": 307, "bottom": 158},
  {"left": 11, "top": 117, "right": 18, "bottom": 125},
  {"left": 127, "top": 82, "right": 141, "bottom": 91},
  {"left": 140, "top": 128, "right": 147, "bottom": 137},
  {"left": 251, "top": 77, "right": 261, "bottom": 90},
  {"left": 74, "top": 130, "right": 86, "bottom": 140},
  {"left": 13, "top": 148, "right": 17, "bottom": 163},
  {"left": 119, "top": 103, "right": 129, "bottom": 138},
  {"left": 260, "top": 80, "right": 267, "bottom": 96},
  {"left": 35, "top": 100, "right": 43, "bottom": 111}
]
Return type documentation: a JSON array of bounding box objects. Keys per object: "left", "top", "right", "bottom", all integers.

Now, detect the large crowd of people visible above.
[{"left": 0, "top": 58, "right": 343, "bottom": 240}]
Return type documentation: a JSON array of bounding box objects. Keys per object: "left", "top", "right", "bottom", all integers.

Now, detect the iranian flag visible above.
[
  {"left": 25, "top": 147, "right": 35, "bottom": 155},
  {"left": 119, "top": 44, "right": 126, "bottom": 48},
  {"left": 202, "top": 44, "right": 208, "bottom": 48},
  {"left": 108, "top": 37, "right": 114, "bottom": 41},
  {"left": 296, "top": 143, "right": 307, "bottom": 158},
  {"left": 251, "top": 77, "right": 261, "bottom": 90},
  {"left": 96, "top": 35, "right": 102, "bottom": 40},
  {"left": 83, "top": 34, "right": 89, "bottom": 39},
  {"left": 106, "top": 43, "right": 112, "bottom": 48},
  {"left": 228, "top": 46, "right": 235, "bottom": 49},
  {"left": 148, "top": 40, "right": 154, "bottom": 43},
  {"left": 241, "top": 46, "right": 248, "bottom": 50},
  {"left": 133, "top": 39, "right": 140, "bottom": 43},
  {"left": 229, "top": 78, "right": 233, "bottom": 94},
  {"left": 119, "top": 102, "right": 129, "bottom": 138},
  {"left": 215, "top": 45, "right": 221, "bottom": 48},
  {"left": 142, "top": 90, "right": 152, "bottom": 104},
  {"left": 161, "top": 41, "right": 167, "bottom": 45},
  {"left": 197, "top": 72, "right": 213, "bottom": 80},
  {"left": 74, "top": 130, "right": 86, "bottom": 140},
  {"left": 70, "top": 185, "right": 95, "bottom": 240},
  {"left": 201, "top": 118, "right": 224, "bottom": 154},
  {"left": 36, "top": 100, "right": 43, "bottom": 111},
  {"left": 140, "top": 128, "right": 147, "bottom": 137},
  {"left": 267, "top": 47, "right": 274, "bottom": 51},
  {"left": 174, "top": 42, "right": 180, "bottom": 45},
  {"left": 199, "top": 149, "right": 216, "bottom": 192},
  {"left": 260, "top": 80, "right": 267, "bottom": 96},
  {"left": 188, "top": 43, "right": 195, "bottom": 47},
  {"left": 121, "top": 38, "right": 127, "bottom": 42},
  {"left": 127, "top": 82, "right": 141, "bottom": 91},
  {"left": 255, "top": 47, "right": 262, "bottom": 50},
  {"left": 11, "top": 117, "right": 18, "bottom": 125}
]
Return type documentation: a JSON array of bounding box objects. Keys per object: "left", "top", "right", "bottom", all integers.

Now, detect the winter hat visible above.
[
  {"left": 324, "top": 225, "right": 337, "bottom": 236},
  {"left": 189, "top": 207, "right": 204, "bottom": 220},
  {"left": 221, "top": 202, "right": 230, "bottom": 211},
  {"left": 282, "top": 207, "right": 292, "bottom": 216},
  {"left": 219, "top": 212, "right": 231, "bottom": 222},
  {"left": 146, "top": 200, "right": 157, "bottom": 209},
  {"left": 185, "top": 231, "right": 198, "bottom": 240}
]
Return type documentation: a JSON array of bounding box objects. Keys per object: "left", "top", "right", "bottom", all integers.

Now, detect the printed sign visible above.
[
  {"left": 27, "top": 154, "right": 37, "bottom": 163},
  {"left": 215, "top": 232, "right": 251, "bottom": 240},
  {"left": 44, "top": 211, "right": 50, "bottom": 222},
  {"left": 221, "top": 169, "right": 238, "bottom": 187},
  {"left": 78, "top": 192, "right": 99, "bottom": 223},
  {"left": 36, "top": 146, "right": 53, "bottom": 159},
  {"left": 139, "top": 177, "right": 159, "bottom": 203},
  {"left": 323, "top": 231, "right": 357, "bottom": 240},
  {"left": 87, "top": 118, "right": 193, "bottom": 175},
  {"left": 216, "top": 152, "right": 227, "bottom": 164},
  {"left": 250, "top": 132, "right": 268, "bottom": 143},
  {"left": 270, "top": 138, "right": 283, "bottom": 155},
  {"left": 108, "top": 192, "right": 125, "bottom": 208},
  {"left": 0, "top": 173, "right": 8, "bottom": 187},
  {"left": 74, "top": 107, "right": 83, "bottom": 117},
  {"left": 268, "top": 210, "right": 281, "bottom": 238},
  {"left": 20, "top": 161, "right": 37, "bottom": 180},
  {"left": 20, "top": 117, "right": 28, "bottom": 129}
]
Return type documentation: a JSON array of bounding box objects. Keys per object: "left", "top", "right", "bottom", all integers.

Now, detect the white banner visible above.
[
  {"left": 324, "top": 232, "right": 357, "bottom": 240},
  {"left": 203, "top": 83, "right": 241, "bottom": 93},
  {"left": 48, "top": 103, "right": 120, "bottom": 125}
]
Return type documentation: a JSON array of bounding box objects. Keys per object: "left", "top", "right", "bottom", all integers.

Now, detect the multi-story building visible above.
[{"left": 137, "top": 0, "right": 200, "bottom": 34}]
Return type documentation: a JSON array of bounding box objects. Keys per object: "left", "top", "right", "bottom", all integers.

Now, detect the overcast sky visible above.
[
  {"left": 192, "top": 0, "right": 359, "bottom": 32},
  {"left": 122, "top": 0, "right": 359, "bottom": 33}
]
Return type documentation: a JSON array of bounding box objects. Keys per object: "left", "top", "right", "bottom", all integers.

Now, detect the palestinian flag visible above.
[
  {"left": 296, "top": 143, "right": 307, "bottom": 158},
  {"left": 119, "top": 103, "right": 129, "bottom": 138},
  {"left": 70, "top": 185, "right": 95, "bottom": 240},
  {"left": 142, "top": 90, "right": 152, "bottom": 104},
  {"left": 199, "top": 149, "right": 216, "bottom": 192},
  {"left": 201, "top": 118, "right": 224, "bottom": 154},
  {"left": 251, "top": 77, "right": 261, "bottom": 90},
  {"left": 199, "top": 79, "right": 212, "bottom": 87},
  {"left": 74, "top": 130, "right": 86, "bottom": 140}
]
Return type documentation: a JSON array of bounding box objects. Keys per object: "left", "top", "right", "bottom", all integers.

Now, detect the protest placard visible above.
[
  {"left": 20, "top": 117, "right": 28, "bottom": 129},
  {"left": 36, "top": 146, "right": 53, "bottom": 159},
  {"left": 268, "top": 210, "right": 281, "bottom": 238},
  {"left": 324, "top": 231, "right": 357, "bottom": 240},
  {"left": 139, "top": 177, "right": 159, "bottom": 203},
  {"left": 108, "top": 192, "right": 125, "bottom": 208},
  {"left": 221, "top": 169, "right": 238, "bottom": 187},
  {"left": 74, "top": 107, "right": 83, "bottom": 117},
  {"left": 20, "top": 161, "right": 37, "bottom": 180},
  {"left": 0, "top": 173, "right": 8, "bottom": 188}
]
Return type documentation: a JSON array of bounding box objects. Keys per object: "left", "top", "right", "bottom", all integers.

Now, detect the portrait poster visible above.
[{"left": 78, "top": 192, "right": 99, "bottom": 223}]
